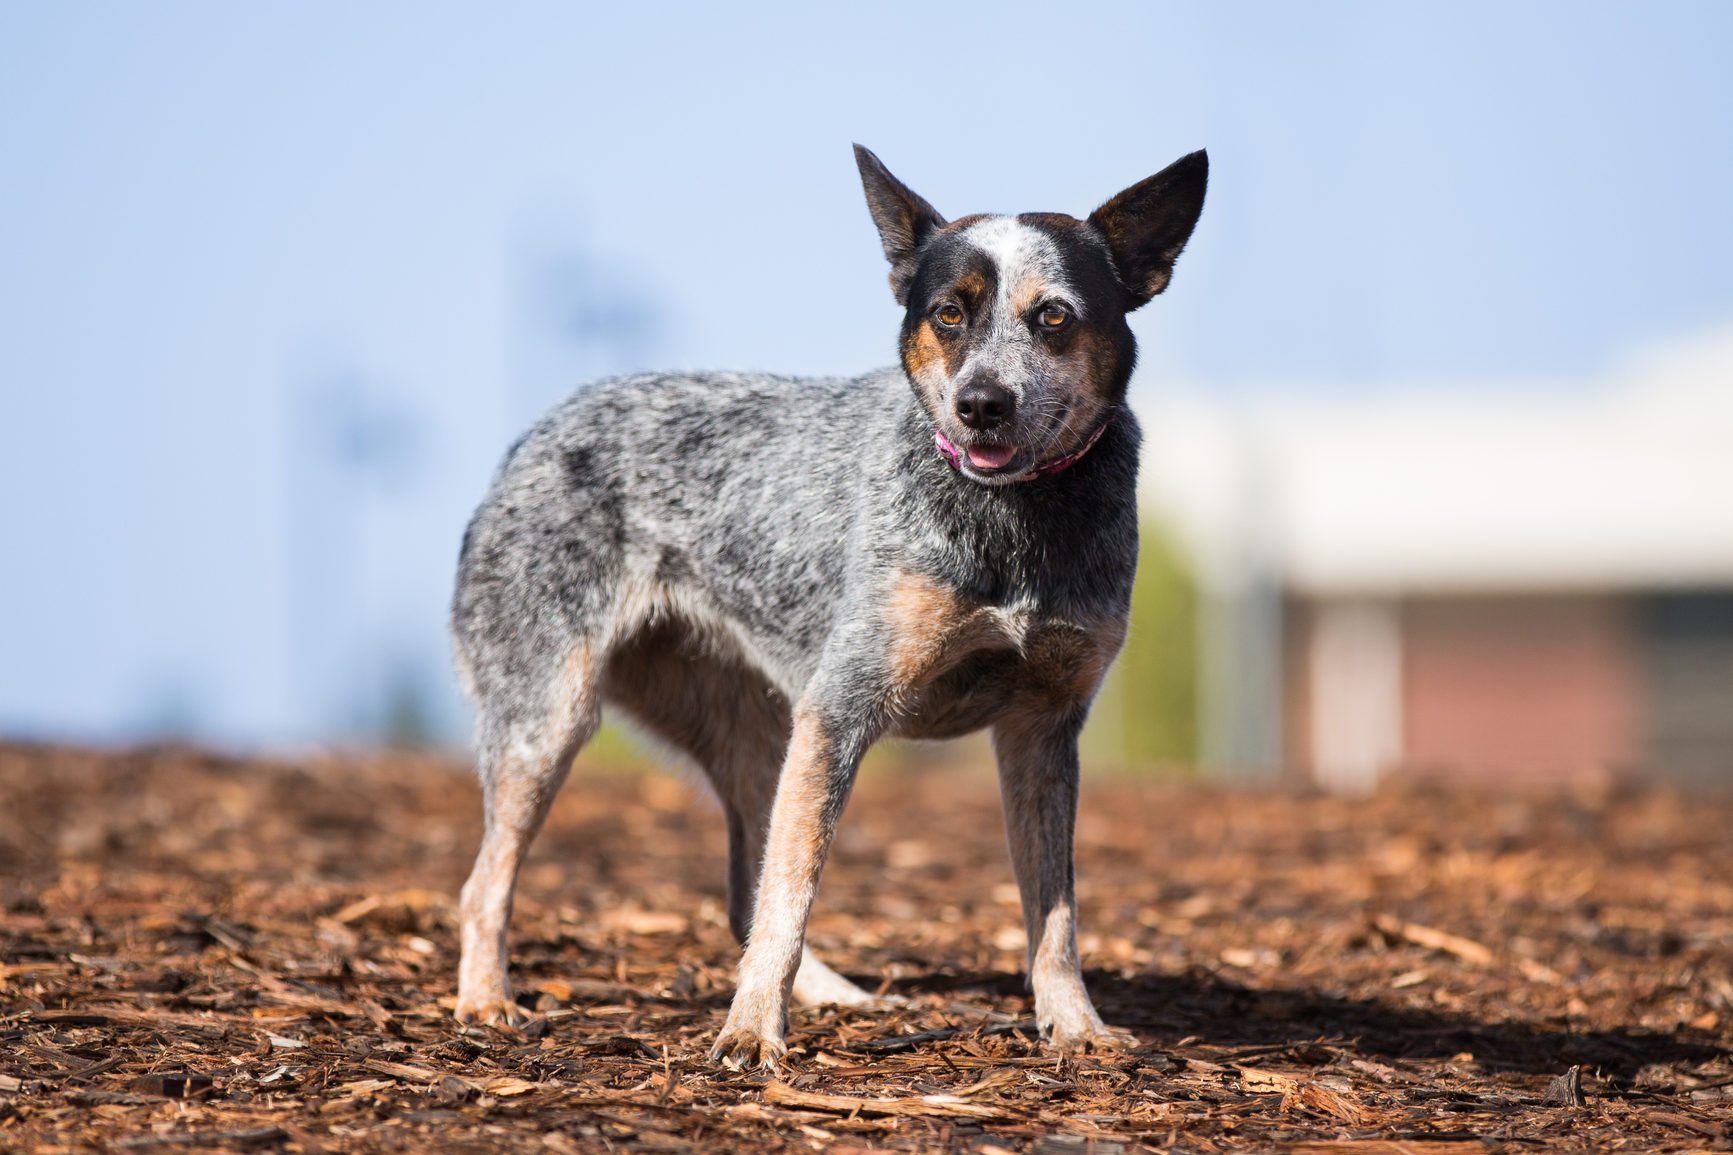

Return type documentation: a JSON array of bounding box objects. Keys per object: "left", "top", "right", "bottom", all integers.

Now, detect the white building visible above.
[{"left": 1139, "top": 327, "right": 1733, "bottom": 786}]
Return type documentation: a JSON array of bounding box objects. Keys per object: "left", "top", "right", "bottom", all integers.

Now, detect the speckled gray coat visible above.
[{"left": 448, "top": 145, "right": 1208, "bottom": 1068}]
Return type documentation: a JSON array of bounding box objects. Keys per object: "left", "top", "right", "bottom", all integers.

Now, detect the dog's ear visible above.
[
  {"left": 854, "top": 144, "right": 947, "bottom": 305},
  {"left": 1087, "top": 150, "right": 1208, "bottom": 310}
]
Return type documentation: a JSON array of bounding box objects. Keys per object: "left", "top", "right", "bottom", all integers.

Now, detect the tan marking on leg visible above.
[
  {"left": 780, "top": 712, "right": 831, "bottom": 867},
  {"left": 456, "top": 804, "right": 531, "bottom": 1026},
  {"left": 711, "top": 708, "right": 858, "bottom": 1068},
  {"left": 455, "top": 642, "right": 597, "bottom": 1028},
  {"left": 554, "top": 642, "right": 595, "bottom": 730}
]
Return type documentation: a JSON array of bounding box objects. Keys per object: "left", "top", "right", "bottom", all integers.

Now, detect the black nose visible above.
[{"left": 954, "top": 381, "right": 1014, "bottom": 430}]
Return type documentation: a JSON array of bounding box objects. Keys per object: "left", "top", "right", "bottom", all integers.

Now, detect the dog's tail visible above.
[{"left": 449, "top": 518, "right": 482, "bottom": 704}]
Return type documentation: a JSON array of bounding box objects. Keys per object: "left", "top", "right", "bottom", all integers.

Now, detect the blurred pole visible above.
[
  {"left": 285, "top": 370, "right": 424, "bottom": 744},
  {"left": 286, "top": 374, "right": 364, "bottom": 743},
  {"left": 1198, "top": 433, "right": 1284, "bottom": 781},
  {"left": 509, "top": 239, "right": 663, "bottom": 431},
  {"left": 1308, "top": 598, "right": 1402, "bottom": 791},
  {"left": 1199, "top": 576, "right": 1284, "bottom": 780}
]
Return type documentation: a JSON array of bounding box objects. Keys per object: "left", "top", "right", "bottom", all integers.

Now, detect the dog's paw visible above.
[
  {"left": 453, "top": 994, "right": 532, "bottom": 1030},
  {"left": 709, "top": 1021, "right": 788, "bottom": 1070},
  {"left": 1046, "top": 1021, "right": 1138, "bottom": 1053}
]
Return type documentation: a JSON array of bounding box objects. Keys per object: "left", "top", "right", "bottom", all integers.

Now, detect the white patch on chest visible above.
[{"left": 985, "top": 600, "right": 1042, "bottom": 652}]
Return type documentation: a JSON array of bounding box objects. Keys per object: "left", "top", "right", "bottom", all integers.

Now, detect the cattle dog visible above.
[{"left": 450, "top": 144, "right": 1208, "bottom": 1067}]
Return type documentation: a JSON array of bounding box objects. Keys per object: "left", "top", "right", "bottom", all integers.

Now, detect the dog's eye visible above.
[
  {"left": 1037, "top": 304, "right": 1071, "bottom": 331},
  {"left": 934, "top": 304, "right": 965, "bottom": 328}
]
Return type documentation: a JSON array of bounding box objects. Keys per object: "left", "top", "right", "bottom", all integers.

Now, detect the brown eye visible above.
[
  {"left": 935, "top": 303, "right": 965, "bottom": 328},
  {"left": 1037, "top": 304, "right": 1071, "bottom": 330}
]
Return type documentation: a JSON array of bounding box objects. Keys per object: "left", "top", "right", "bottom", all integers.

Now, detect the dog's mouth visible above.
[
  {"left": 963, "top": 443, "right": 1018, "bottom": 471},
  {"left": 933, "top": 426, "right": 1034, "bottom": 482},
  {"left": 957, "top": 441, "right": 1034, "bottom": 481}
]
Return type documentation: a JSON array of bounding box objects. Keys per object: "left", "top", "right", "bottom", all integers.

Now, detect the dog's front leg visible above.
[
  {"left": 710, "top": 702, "right": 869, "bottom": 1069},
  {"left": 992, "top": 707, "right": 1134, "bottom": 1051}
]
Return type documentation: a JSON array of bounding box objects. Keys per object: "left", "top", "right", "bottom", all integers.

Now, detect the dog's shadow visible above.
[{"left": 885, "top": 967, "right": 1721, "bottom": 1079}]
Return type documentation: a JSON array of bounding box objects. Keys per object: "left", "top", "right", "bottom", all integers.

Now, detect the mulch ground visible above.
[{"left": 1, "top": 741, "right": 1729, "bottom": 1153}]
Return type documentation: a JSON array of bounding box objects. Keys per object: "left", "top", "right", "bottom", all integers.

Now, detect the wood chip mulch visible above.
[{"left": 1, "top": 741, "right": 1729, "bottom": 1153}]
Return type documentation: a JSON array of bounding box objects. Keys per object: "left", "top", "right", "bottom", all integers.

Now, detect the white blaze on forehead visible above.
[{"left": 960, "top": 216, "right": 1080, "bottom": 318}]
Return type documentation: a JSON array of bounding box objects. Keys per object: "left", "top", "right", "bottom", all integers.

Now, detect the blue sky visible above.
[{"left": 2, "top": 2, "right": 1731, "bottom": 747}]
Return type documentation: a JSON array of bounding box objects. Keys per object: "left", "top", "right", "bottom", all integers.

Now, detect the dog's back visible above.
[{"left": 453, "top": 368, "right": 906, "bottom": 714}]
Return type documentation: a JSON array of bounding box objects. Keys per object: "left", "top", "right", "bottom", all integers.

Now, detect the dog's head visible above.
[{"left": 855, "top": 145, "right": 1207, "bottom": 485}]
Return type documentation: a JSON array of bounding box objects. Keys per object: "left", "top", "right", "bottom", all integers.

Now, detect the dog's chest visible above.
[{"left": 884, "top": 577, "right": 1120, "bottom": 740}]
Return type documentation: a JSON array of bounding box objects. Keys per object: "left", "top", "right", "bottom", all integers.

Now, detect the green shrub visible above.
[{"left": 1082, "top": 519, "right": 1199, "bottom": 773}]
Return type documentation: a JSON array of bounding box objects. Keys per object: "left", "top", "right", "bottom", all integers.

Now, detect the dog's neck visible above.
[{"left": 885, "top": 394, "right": 1141, "bottom": 608}]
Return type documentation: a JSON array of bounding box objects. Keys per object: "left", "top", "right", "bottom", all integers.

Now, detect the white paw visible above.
[
  {"left": 1045, "top": 1019, "right": 1137, "bottom": 1052},
  {"left": 453, "top": 993, "right": 534, "bottom": 1029},
  {"left": 709, "top": 1017, "right": 788, "bottom": 1069},
  {"left": 1037, "top": 985, "right": 1135, "bottom": 1052}
]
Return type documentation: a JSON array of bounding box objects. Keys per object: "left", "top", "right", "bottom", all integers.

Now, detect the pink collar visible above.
[{"left": 934, "top": 414, "right": 1113, "bottom": 481}]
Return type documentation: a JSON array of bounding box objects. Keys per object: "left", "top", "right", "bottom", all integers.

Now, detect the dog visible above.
[{"left": 450, "top": 144, "right": 1207, "bottom": 1068}]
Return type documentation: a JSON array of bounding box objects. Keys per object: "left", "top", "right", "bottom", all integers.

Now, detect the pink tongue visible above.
[{"left": 966, "top": 444, "right": 1017, "bottom": 470}]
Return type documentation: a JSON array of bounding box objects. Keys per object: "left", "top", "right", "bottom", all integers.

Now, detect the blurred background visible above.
[{"left": 3, "top": 2, "right": 1730, "bottom": 787}]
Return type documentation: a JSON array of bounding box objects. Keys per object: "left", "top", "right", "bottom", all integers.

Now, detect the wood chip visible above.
[
  {"left": 1373, "top": 915, "right": 1496, "bottom": 967},
  {"left": 362, "top": 1058, "right": 448, "bottom": 1084},
  {"left": 4, "top": 741, "right": 1729, "bottom": 1153},
  {"left": 1541, "top": 1064, "right": 1586, "bottom": 1107},
  {"left": 1285, "top": 1081, "right": 1372, "bottom": 1125},
  {"left": 116, "top": 1126, "right": 288, "bottom": 1149},
  {"left": 1239, "top": 1067, "right": 1301, "bottom": 1093},
  {"left": 600, "top": 910, "right": 689, "bottom": 935},
  {"left": 482, "top": 1076, "right": 539, "bottom": 1097},
  {"left": 763, "top": 1081, "right": 1021, "bottom": 1120},
  {"left": 1296, "top": 1137, "right": 1483, "bottom": 1144}
]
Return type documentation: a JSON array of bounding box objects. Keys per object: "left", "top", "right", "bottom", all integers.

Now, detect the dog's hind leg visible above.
[
  {"left": 455, "top": 643, "right": 601, "bottom": 1027},
  {"left": 603, "top": 623, "right": 877, "bottom": 1009}
]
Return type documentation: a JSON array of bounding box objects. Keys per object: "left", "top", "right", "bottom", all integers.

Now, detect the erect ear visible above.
[
  {"left": 853, "top": 144, "right": 947, "bottom": 305},
  {"left": 1087, "top": 150, "right": 1208, "bottom": 310}
]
